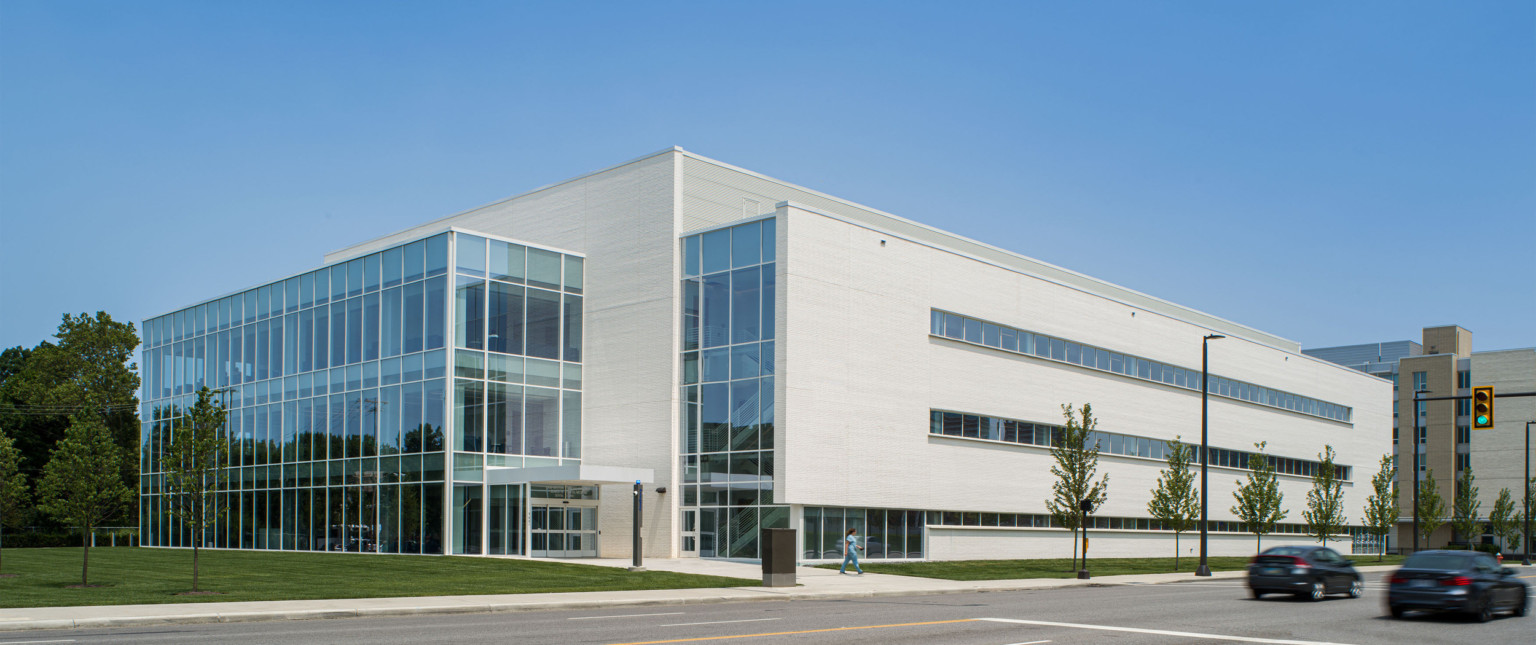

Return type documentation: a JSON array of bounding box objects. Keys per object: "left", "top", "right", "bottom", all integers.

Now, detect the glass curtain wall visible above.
[
  {"left": 680, "top": 217, "right": 785, "bottom": 559},
  {"left": 450, "top": 234, "right": 583, "bottom": 554},
  {"left": 141, "top": 233, "right": 451, "bottom": 555},
  {"left": 802, "top": 507, "right": 926, "bottom": 560}
]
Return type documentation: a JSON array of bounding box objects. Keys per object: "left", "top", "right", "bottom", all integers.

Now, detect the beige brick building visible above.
[{"left": 1307, "top": 327, "right": 1536, "bottom": 553}]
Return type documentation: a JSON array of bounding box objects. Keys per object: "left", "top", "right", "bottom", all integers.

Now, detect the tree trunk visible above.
[
  {"left": 1174, "top": 532, "right": 1180, "bottom": 571},
  {"left": 1256, "top": 533, "right": 1262, "bottom": 554},
  {"left": 82, "top": 530, "right": 90, "bottom": 586},
  {"left": 193, "top": 543, "right": 200, "bottom": 592},
  {"left": 1070, "top": 525, "right": 1079, "bottom": 571}
]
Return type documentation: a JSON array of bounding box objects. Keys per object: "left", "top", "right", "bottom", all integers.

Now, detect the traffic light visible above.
[{"left": 1472, "top": 386, "right": 1494, "bottom": 429}]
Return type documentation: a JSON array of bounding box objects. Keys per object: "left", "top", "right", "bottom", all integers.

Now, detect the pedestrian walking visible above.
[{"left": 840, "top": 527, "right": 864, "bottom": 574}]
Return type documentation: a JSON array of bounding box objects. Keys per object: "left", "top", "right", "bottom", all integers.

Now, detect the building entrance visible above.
[
  {"left": 530, "top": 505, "right": 597, "bottom": 557},
  {"left": 527, "top": 484, "right": 599, "bottom": 558}
]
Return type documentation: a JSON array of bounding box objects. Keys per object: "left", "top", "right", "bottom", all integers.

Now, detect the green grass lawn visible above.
[
  {"left": 815, "top": 554, "right": 1410, "bottom": 580},
  {"left": 0, "top": 547, "right": 755, "bottom": 609}
]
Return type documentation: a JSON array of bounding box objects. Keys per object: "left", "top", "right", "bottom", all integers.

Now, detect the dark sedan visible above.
[
  {"left": 1247, "top": 545, "right": 1363, "bottom": 601},
  {"left": 1387, "top": 550, "right": 1529, "bottom": 622}
]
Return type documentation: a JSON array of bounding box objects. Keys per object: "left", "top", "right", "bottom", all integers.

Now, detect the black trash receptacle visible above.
[{"left": 760, "top": 528, "right": 796, "bottom": 587}]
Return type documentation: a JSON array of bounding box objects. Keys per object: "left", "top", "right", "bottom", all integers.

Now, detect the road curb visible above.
[{"left": 0, "top": 566, "right": 1414, "bottom": 632}]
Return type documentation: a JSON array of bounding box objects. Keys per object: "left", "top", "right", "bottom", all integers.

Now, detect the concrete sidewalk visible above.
[{"left": 0, "top": 560, "right": 1402, "bottom": 632}]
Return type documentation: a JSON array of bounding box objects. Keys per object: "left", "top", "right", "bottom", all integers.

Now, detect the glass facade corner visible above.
[
  {"left": 680, "top": 217, "right": 783, "bottom": 559},
  {"left": 140, "top": 230, "right": 585, "bottom": 558}
]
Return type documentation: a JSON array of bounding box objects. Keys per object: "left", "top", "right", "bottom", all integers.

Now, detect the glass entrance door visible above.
[
  {"left": 681, "top": 509, "right": 698, "bottom": 557},
  {"left": 530, "top": 505, "right": 597, "bottom": 557}
]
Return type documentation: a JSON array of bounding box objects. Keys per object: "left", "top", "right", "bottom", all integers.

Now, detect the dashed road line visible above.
[
  {"left": 658, "top": 618, "right": 781, "bottom": 627},
  {"left": 978, "top": 617, "right": 1356, "bottom": 645},
  {"left": 571, "top": 612, "right": 687, "bottom": 620},
  {"left": 604, "top": 618, "right": 979, "bottom": 644}
]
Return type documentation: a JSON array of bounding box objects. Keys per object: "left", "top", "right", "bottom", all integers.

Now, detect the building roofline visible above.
[
  {"left": 323, "top": 147, "right": 683, "bottom": 264},
  {"left": 676, "top": 150, "right": 1301, "bottom": 352}
]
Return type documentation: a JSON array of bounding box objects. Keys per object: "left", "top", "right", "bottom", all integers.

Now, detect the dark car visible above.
[
  {"left": 1247, "top": 545, "right": 1363, "bottom": 601},
  {"left": 1386, "top": 550, "right": 1529, "bottom": 622}
]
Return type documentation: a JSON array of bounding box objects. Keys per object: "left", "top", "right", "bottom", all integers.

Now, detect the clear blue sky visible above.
[{"left": 2, "top": 1, "right": 1532, "bottom": 361}]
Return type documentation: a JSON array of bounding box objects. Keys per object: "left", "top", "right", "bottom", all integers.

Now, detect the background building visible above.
[
  {"left": 1306, "top": 326, "right": 1536, "bottom": 551},
  {"left": 142, "top": 148, "right": 1391, "bottom": 561}
]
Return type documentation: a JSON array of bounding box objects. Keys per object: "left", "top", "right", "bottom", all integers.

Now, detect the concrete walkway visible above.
[{"left": 0, "top": 560, "right": 1402, "bottom": 632}]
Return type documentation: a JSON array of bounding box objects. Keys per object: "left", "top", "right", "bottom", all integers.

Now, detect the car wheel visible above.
[
  {"left": 1475, "top": 596, "right": 1494, "bottom": 623},
  {"left": 1389, "top": 605, "right": 1405, "bottom": 619},
  {"left": 1347, "top": 579, "right": 1363, "bottom": 599},
  {"left": 1309, "top": 581, "right": 1326, "bottom": 602},
  {"left": 1251, "top": 589, "right": 1265, "bottom": 600},
  {"left": 1514, "top": 590, "right": 1528, "bottom": 618}
]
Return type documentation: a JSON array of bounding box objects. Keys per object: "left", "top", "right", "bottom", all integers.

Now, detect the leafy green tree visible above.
[
  {"left": 0, "top": 428, "right": 27, "bottom": 574},
  {"left": 1304, "top": 445, "right": 1347, "bottom": 545},
  {"left": 165, "top": 387, "right": 229, "bottom": 592},
  {"left": 1147, "top": 436, "right": 1198, "bottom": 570},
  {"left": 1450, "top": 467, "right": 1481, "bottom": 545},
  {"left": 1232, "top": 441, "right": 1287, "bottom": 553},
  {"left": 0, "top": 314, "right": 141, "bottom": 529},
  {"left": 1488, "top": 488, "right": 1518, "bottom": 554},
  {"left": 1047, "top": 403, "right": 1108, "bottom": 572},
  {"left": 1416, "top": 469, "right": 1447, "bottom": 547},
  {"left": 38, "top": 415, "right": 133, "bottom": 586},
  {"left": 1362, "top": 454, "right": 1398, "bottom": 561},
  {"left": 0, "top": 344, "right": 61, "bottom": 530}
]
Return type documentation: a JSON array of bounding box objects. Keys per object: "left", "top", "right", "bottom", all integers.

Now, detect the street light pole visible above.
[
  {"left": 1524, "top": 421, "right": 1532, "bottom": 566},
  {"left": 1196, "top": 333, "right": 1224, "bottom": 577},
  {"left": 1411, "top": 389, "right": 1428, "bottom": 554}
]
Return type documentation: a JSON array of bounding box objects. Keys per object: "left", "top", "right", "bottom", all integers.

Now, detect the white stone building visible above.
[{"left": 140, "top": 148, "right": 1391, "bottom": 562}]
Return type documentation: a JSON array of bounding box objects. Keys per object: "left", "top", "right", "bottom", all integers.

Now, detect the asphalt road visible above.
[{"left": 6, "top": 570, "right": 1531, "bottom": 645}]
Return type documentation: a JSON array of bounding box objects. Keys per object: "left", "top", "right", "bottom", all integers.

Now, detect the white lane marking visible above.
[
  {"left": 0, "top": 640, "right": 77, "bottom": 644},
  {"left": 1003, "top": 641, "right": 1052, "bottom": 645},
  {"left": 659, "top": 618, "right": 782, "bottom": 627},
  {"left": 1183, "top": 582, "right": 1388, "bottom": 588},
  {"left": 569, "top": 612, "right": 686, "bottom": 620},
  {"left": 978, "top": 618, "right": 1354, "bottom": 645}
]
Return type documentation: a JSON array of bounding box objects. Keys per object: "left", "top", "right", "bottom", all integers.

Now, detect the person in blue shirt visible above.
[{"left": 840, "top": 527, "right": 864, "bottom": 575}]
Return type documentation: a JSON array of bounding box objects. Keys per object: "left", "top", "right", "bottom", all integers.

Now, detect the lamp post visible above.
[
  {"left": 1078, "top": 498, "right": 1094, "bottom": 580},
  {"left": 1411, "top": 389, "right": 1428, "bottom": 554},
  {"left": 1196, "top": 333, "right": 1224, "bottom": 577},
  {"left": 1524, "top": 421, "right": 1533, "bottom": 566}
]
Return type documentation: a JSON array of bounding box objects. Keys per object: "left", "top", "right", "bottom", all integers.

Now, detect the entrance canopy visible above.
[{"left": 485, "top": 463, "right": 655, "bottom": 486}]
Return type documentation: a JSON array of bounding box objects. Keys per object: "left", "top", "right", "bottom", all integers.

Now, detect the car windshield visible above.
[
  {"left": 1262, "top": 547, "right": 1309, "bottom": 556},
  {"left": 1402, "top": 553, "right": 1471, "bottom": 570}
]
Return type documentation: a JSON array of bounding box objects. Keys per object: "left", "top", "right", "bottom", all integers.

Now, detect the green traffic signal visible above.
[{"left": 1471, "top": 386, "right": 1494, "bottom": 429}]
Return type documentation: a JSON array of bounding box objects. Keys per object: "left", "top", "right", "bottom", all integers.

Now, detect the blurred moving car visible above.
[
  {"left": 1247, "top": 545, "right": 1363, "bottom": 601},
  {"left": 1387, "top": 550, "right": 1529, "bottom": 622}
]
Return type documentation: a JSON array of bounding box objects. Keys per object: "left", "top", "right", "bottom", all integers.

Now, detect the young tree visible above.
[
  {"left": 1047, "top": 403, "right": 1108, "bottom": 572},
  {"left": 1362, "top": 454, "right": 1398, "bottom": 561},
  {"left": 1488, "top": 488, "right": 1518, "bottom": 554},
  {"left": 38, "top": 415, "right": 133, "bottom": 586},
  {"left": 1416, "top": 469, "right": 1447, "bottom": 548},
  {"left": 165, "top": 387, "right": 229, "bottom": 592},
  {"left": 1232, "top": 441, "right": 1287, "bottom": 553},
  {"left": 0, "top": 428, "right": 27, "bottom": 574},
  {"left": 1450, "top": 467, "right": 1481, "bottom": 546},
  {"left": 1147, "top": 436, "right": 1199, "bottom": 570},
  {"left": 1304, "top": 445, "right": 1347, "bottom": 546}
]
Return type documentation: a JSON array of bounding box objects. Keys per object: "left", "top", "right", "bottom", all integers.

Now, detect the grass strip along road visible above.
[
  {"left": 0, "top": 547, "right": 754, "bottom": 609},
  {"left": 817, "top": 554, "right": 1409, "bottom": 580}
]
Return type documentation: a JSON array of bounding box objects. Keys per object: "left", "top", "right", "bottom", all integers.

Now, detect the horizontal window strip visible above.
[
  {"left": 928, "top": 510, "right": 1357, "bottom": 536},
  {"left": 930, "top": 309, "right": 1352, "bottom": 423},
  {"left": 929, "top": 409, "right": 1351, "bottom": 481}
]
